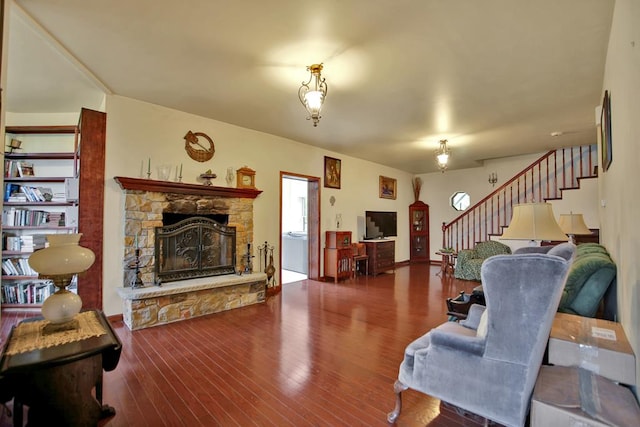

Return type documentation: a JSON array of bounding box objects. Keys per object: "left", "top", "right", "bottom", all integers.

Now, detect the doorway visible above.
[{"left": 280, "top": 172, "right": 320, "bottom": 284}]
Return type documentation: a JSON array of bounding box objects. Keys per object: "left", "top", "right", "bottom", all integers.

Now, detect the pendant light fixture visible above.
[
  {"left": 298, "top": 64, "right": 328, "bottom": 127},
  {"left": 436, "top": 139, "right": 451, "bottom": 172}
]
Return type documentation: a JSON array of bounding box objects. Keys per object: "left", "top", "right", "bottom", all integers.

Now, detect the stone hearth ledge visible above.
[{"left": 116, "top": 272, "right": 267, "bottom": 330}]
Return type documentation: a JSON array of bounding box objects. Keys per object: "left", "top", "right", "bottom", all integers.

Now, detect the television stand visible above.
[{"left": 362, "top": 240, "right": 395, "bottom": 276}]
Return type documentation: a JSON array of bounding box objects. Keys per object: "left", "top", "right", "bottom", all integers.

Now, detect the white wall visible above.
[
  {"left": 103, "top": 95, "right": 414, "bottom": 315},
  {"left": 416, "top": 153, "right": 599, "bottom": 259},
  {"left": 599, "top": 0, "right": 640, "bottom": 391}
]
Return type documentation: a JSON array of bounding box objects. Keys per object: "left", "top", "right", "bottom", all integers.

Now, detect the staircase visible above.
[{"left": 442, "top": 145, "right": 598, "bottom": 251}]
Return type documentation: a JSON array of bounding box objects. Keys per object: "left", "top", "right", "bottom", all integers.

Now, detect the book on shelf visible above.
[
  {"left": 19, "top": 234, "right": 47, "bottom": 252},
  {"left": 1, "top": 280, "right": 54, "bottom": 304},
  {"left": 4, "top": 160, "right": 20, "bottom": 178},
  {"left": 4, "top": 235, "right": 21, "bottom": 251},
  {"left": 1, "top": 258, "right": 38, "bottom": 276},
  {"left": 16, "top": 161, "right": 34, "bottom": 177}
]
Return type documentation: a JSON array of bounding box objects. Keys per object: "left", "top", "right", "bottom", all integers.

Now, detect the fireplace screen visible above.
[{"left": 155, "top": 217, "right": 236, "bottom": 283}]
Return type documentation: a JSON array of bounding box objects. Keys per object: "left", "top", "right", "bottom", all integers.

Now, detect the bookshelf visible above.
[{"left": 2, "top": 125, "right": 79, "bottom": 308}]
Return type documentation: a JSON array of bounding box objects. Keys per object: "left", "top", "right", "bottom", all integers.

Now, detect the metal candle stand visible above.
[
  {"left": 242, "top": 243, "right": 254, "bottom": 274},
  {"left": 258, "top": 241, "right": 276, "bottom": 287},
  {"left": 129, "top": 248, "right": 145, "bottom": 288}
]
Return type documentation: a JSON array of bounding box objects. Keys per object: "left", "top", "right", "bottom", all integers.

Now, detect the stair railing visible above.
[{"left": 442, "top": 145, "right": 597, "bottom": 251}]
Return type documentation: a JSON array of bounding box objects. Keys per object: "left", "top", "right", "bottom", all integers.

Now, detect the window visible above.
[{"left": 451, "top": 192, "right": 470, "bottom": 211}]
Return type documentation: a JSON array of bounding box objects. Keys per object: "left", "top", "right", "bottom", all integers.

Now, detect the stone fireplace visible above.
[{"left": 114, "top": 177, "right": 266, "bottom": 330}]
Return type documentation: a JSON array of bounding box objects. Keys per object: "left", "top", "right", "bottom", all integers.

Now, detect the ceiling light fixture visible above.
[
  {"left": 298, "top": 63, "right": 327, "bottom": 127},
  {"left": 435, "top": 139, "right": 450, "bottom": 172}
]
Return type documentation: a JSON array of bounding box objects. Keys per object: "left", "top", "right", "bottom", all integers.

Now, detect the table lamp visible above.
[
  {"left": 501, "top": 202, "right": 568, "bottom": 244},
  {"left": 558, "top": 213, "right": 592, "bottom": 244},
  {"left": 28, "top": 233, "right": 95, "bottom": 331}
]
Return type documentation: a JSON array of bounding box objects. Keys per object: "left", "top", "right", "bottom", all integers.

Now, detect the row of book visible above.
[
  {"left": 2, "top": 207, "right": 67, "bottom": 227},
  {"left": 4, "top": 234, "right": 47, "bottom": 253},
  {"left": 4, "top": 160, "right": 34, "bottom": 178},
  {"left": 1, "top": 281, "right": 55, "bottom": 305},
  {"left": 4, "top": 183, "right": 60, "bottom": 203},
  {"left": 2, "top": 257, "right": 38, "bottom": 276}
]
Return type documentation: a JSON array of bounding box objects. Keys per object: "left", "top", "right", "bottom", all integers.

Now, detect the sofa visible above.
[
  {"left": 454, "top": 240, "right": 512, "bottom": 281},
  {"left": 512, "top": 243, "right": 616, "bottom": 318},
  {"left": 449, "top": 243, "right": 616, "bottom": 320}
]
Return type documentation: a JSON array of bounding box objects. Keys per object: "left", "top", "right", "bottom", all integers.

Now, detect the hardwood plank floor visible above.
[{"left": 0, "top": 264, "right": 495, "bottom": 426}]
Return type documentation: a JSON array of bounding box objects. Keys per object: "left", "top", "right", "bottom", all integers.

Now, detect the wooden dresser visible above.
[{"left": 363, "top": 240, "right": 395, "bottom": 276}]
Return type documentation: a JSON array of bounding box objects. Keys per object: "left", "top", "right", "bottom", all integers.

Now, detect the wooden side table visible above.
[
  {"left": 436, "top": 251, "right": 457, "bottom": 277},
  {"left": 0, "top": 310, "right": 122, "bottom": 426}
]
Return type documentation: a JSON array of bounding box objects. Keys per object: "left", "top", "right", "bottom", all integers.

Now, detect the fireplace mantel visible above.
[{"left": 114, "top": 176, "right": 262, "bottom": 198}]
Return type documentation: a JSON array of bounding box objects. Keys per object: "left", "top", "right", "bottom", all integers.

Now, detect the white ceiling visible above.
[{"left": 6, "top": 0, "right": 614, "bottom": 173}]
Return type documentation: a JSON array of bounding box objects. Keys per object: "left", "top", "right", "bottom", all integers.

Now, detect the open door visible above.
[{"left": 280, "top": 172, "right": 320, "bottom": 283}]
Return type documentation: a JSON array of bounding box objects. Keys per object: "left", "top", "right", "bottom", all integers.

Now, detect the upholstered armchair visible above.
[
  {"left": 388, "top": 245, "right": 575, "bottom": 427},
  {"left": 454, "top": 240, "right": 512, "bottom": 281}
]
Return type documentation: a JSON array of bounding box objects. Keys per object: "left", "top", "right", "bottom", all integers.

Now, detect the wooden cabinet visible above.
[
  {"left": 363, "top": 240, "right": 395, "bottom": 276},
  {"left": 2, "top": 125, "right": 79, "bottom": 307},
  {"left": 324, "top": 231, "right": 352, "bottom": 283},
  {"left": 409, "top": 201, "right": 429, "bottom": 263}
]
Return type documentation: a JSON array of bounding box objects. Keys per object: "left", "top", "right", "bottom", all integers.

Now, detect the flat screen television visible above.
[{"left": 365, "top": 211, "right": 397, "bottom": 239}]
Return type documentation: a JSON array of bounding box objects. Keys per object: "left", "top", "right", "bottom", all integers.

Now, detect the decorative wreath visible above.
[{"left": 184, "top": 131, "right": 215, "bottom": 162}]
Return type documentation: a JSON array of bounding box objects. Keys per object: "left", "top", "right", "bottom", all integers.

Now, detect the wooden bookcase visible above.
[
  {"left": 1, "top": 108, "right": 106, "bottom": 311},
  {"left": 2, "top": 125, "right": 79, "bottom": 308}
]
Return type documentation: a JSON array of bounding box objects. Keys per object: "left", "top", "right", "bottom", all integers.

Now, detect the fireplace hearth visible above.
[{"left": 114, "top": 177, "right": 264, "bottom": 329}]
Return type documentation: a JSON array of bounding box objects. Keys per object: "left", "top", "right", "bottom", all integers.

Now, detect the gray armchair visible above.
[{"left": 388, "top": 246, "right": 575, "bottom": 426}]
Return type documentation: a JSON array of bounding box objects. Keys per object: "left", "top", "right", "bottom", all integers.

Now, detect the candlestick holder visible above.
[
  {"left": 129, "top": 248, "right": 145, "bottom": 288},
  {"left": 242, "top": 243, "right": 254, "bottom": 274}
]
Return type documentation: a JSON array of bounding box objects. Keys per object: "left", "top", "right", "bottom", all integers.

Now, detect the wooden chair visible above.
[{"left": 352, "top": 243, "right": 368, "bottom": 278}]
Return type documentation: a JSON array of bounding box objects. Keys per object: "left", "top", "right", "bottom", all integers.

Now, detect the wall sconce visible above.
[
  {"left": 488, "top": 172, "right": 498, "bottom": 186},
  {"left": 298, "top": 63, "right": 328, "bottom": 127},
  {"left": 435, "top": 139, "right": 450, "bottom": 172}
]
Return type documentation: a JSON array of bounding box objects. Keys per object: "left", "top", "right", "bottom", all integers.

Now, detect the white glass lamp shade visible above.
[
  {"left": 304, "top": 90, "right": 324, "bottom": 113},
  {"left": 501, "top": 203, "right": 568, "bottom": 241},
  {"left": 436, "top": 152, "right": 449, "bottom": 167},
  {"left": 28, "top": 234, "right": 95, "bottom": 323}
]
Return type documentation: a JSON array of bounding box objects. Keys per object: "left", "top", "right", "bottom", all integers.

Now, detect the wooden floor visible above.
[{"left": 0, "top": 264, "right": 493, "bottom": 426}]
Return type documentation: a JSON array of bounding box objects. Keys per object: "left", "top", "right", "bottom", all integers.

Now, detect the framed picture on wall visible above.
[
  {"left": 324, "top": 156, "right": 341, "bottom": 189},
  {"left": 600, "top": 90, "right": 613, "bottom": 172},
  {"left": 379, "top": 176, "right": 397, "bottom": 200}
]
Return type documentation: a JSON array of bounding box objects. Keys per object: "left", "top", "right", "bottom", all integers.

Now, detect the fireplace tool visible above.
[{"left": 258, "top": 241, "right": 276, "bottom": 287}]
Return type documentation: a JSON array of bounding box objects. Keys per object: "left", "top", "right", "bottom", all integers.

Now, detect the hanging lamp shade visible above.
[{"left": 435, "top": 140, "right": 450, "bottom": 172}]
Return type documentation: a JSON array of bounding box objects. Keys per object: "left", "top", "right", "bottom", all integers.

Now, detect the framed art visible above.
[
  {"left": 324, "top": 156, "right": 341, "bottom": 189},
  {"left": 379, "top": 176, "right": 397, "bottom": 200},
  {"left": 600, "top": 90, "right": 612, "bottom": 172}
]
